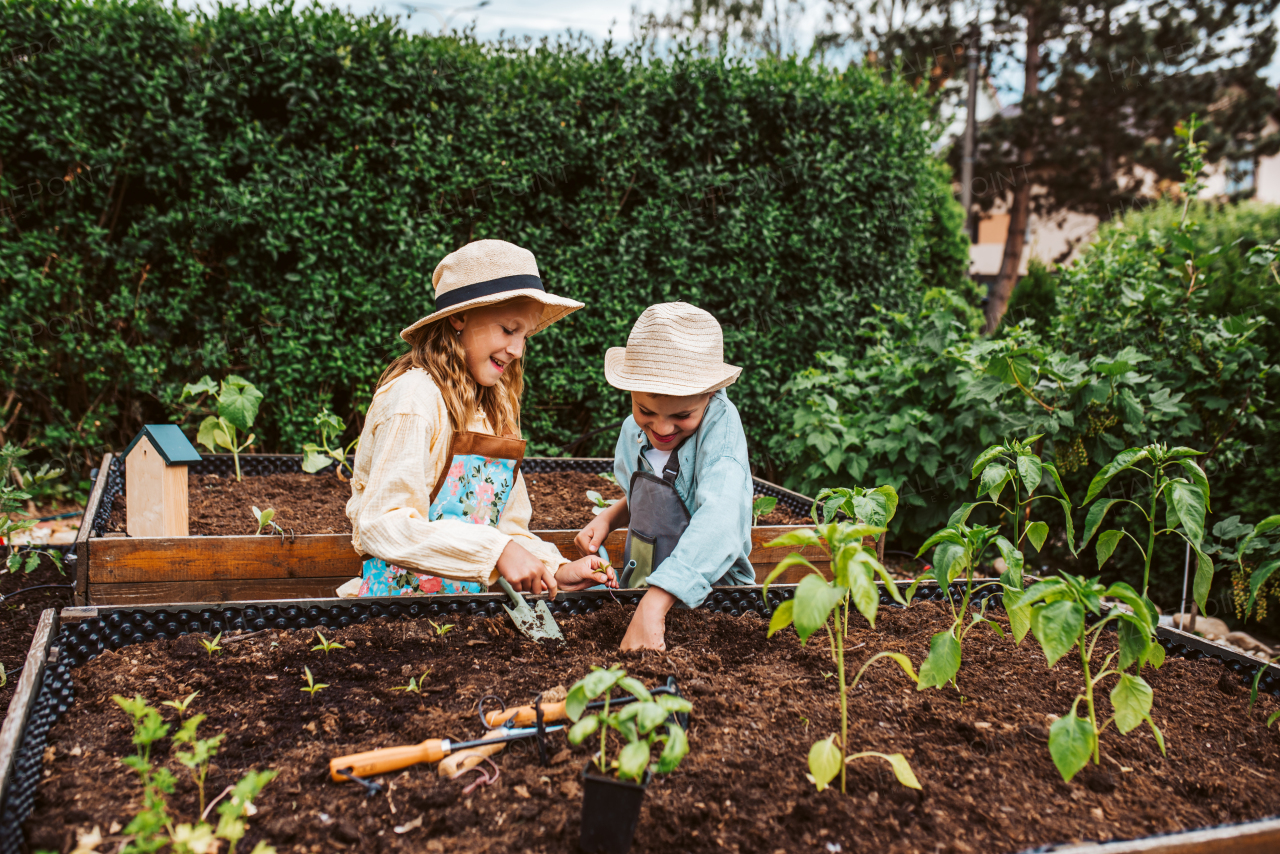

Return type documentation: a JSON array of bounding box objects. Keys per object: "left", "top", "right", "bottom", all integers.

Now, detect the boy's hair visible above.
[{"left": 376, "top": 316, "right": 524, "bottom": 437}]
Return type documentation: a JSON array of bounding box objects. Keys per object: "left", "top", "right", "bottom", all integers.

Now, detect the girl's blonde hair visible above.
[{"left": 375, "top": 315, "right": 525, "bottom": 438}]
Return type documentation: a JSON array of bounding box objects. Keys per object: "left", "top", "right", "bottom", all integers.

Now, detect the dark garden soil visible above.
[
  {"left": 104, "top": 472, "right": 811, "bottom": 535},
  {"left": 0, "top": 559, "right": 75, "bottom": 712},
  {"left": 24, "top": 602, "right": 1280, "bottom": 854}
]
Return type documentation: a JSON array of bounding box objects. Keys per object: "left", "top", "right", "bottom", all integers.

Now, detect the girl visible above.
[{"left": 341, "top": 239, "right": 614, "bottom": 598}]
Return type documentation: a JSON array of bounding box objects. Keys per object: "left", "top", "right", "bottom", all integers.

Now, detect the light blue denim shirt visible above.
[{"left": 612, "top": 389, "right": 755, "bottom": 608}]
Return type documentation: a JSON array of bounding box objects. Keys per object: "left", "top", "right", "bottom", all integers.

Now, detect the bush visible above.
[{"left": 0, "top": 0, "right": 941, "bottom": 477}]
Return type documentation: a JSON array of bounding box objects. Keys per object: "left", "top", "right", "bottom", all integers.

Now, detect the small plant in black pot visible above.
[{"left": 566, "top": 665, "right": 692, "bottom": 854}]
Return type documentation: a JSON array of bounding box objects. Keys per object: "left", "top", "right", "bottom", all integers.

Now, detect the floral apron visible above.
[{"left": 358, "top": 431, "right": 526, "bottom": 597}]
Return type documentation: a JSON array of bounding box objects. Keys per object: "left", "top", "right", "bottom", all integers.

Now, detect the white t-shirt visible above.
[{"left": 643, "top": 446, "right": 673, "bottom": 474}]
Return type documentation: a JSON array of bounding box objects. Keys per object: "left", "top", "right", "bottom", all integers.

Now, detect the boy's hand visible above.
[
  {"left": 620, "top": 587, "right": 677, "bottom": 651},
  {"left": 574, "top": 511, "right": 613, "bottom": 556},
  {"left": 555, "top": 555, "right": 618, "bottom": 591}
]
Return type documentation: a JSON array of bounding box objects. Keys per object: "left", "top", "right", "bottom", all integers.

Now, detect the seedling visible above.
[
  {"left": 301, "top": 409, "right": 359, "bottom": 479},
  {"left": 200, "top": 632, "right": 224, "bottom": 657},
  {"left": 310, "top": 631, "right": 344, "bottom": 655},
  {"left": 391, "top": 668, "right": 431, "bottom": 693},
  {"left": 161, "top": 691, "right": 201, "bottom": 721},
  {"left": 1078, "top": 443, "right": 1212, "bottom": 611},
  {"left": 959, "top": 436, "right": 1073, "bottom": 554},
  {"left": 1248, "top": 655, "right": 1280, "bottom": 728},
  {"left": 251, "top": 506, "right": 283, "bottom": 536},
  {"left": 183, "top": 374, "right": 264, "bottom": 482},
  {"left": 112, "top": 694, "right": 277, "bottom": 854},
  {"left": 1011, "top": 573, "right": 1166, "bottom": 782},
  {"left": 586, "top": 489, "right": 619, "bottom": 516},
  {"left": 1, "top": 442, "right": 66, "bottom": 575},
  {"left": 429, "top": 619, "right": 455, "bottom": 636},
  {"left": 752, "top": 495, "right": 777, "bottom": 525},
  {"left": 301, "top": 666, "right": 329, "bottom": 700},
  {"left": 762, "top": 522, "right": 914, "bottom": 794},
  {"left": 566, "top": 666, "right": 692, "bottom": 783}
]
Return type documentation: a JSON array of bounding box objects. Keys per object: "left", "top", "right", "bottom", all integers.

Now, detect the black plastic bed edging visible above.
[
  {"left": 89, "top": 455, "right": 814, "bottom": 537},
  {"left": 4, "top": 582, "right": 1280, "bottom": 852}
]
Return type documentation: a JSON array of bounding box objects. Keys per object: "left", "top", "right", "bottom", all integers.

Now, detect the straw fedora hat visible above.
[
  {"left": 604, "top": 302, "right": 742, "bottom": 396},
  {"left": 399, "top": 239, "right": 583, "bottom": 340}
]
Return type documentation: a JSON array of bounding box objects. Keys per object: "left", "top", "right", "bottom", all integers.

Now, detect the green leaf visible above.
[
  {"left": 846, "top": 751, "right": 921, "bottom": 789},
  {"left": 979, "top": 463, "right": 1010, "bottom": 503},
  {"left": 1043, "top": 462, "right": 1072, "bottom": 502},
  {"left": 1192, "top": 545, "right": 1214, "bottom": 614},
  {"left": 1049, "top": 706, "right": 1096, "bottom": 782},
  {"left": 1111, "top": 674, "right": 1154, "bottom": 734},
  {"left": 1017, "top": 455, "right": 1043, "bottom": 492},
  {"left": 1002, "top": 573, "right": 1031, "bottom": 644},
  {"left": 1116, "top": 618, "right": 1148, "bottom": 671},
  {"left": 565, "top": 685, "right": 589, "bottom": 721},
  {"left": 767, "top": 599, "right": 795, "bottom": 637},
  {"left": 1080, "top": 499, "right": 1122, "bottom": 551},
  {"left": 567, "top": 716, "right": 599, "bottom": 745},
  {"left": 793, "top": 575, "right": 846, "bottom": 643},
  {"left": 301, "top": 448, "right": 331, "bottom": 473},
  {"left": 181, "top": 375, "right": 218, "bottom": 400},
  {"left": 1083, "top": 448, "right": 1150, "bottom": 505},
  {"left": 1097, "top": 530, "right": 1123, "bottom": 569},
  {"left": 196, "top": 416, "right": 226, "bottom": 454},
  {"left": 873, "top": 485, "right": 899, "bottom": 526},
  {"left": 1025, "top": 521, "right": 1049, "bottom": 553},
  {"left": 1175, "top": 459, "right": 1211, "bottom": 513},
  {"left": 845, "top": 561, "right": 880, "bottom": 627},
  {"left": 218, "top": 379, "right": 263, "bottom": 433},
  {"left": 615, "top": 677, "right": 653, "bottom": 703},
  {"left": 807, "top": 735, "right": 842, "bottom": 792},
  {"left": 1168, "top": 482, "right": 1207, "bottom": 547},
  {"left": 1247, "top": 560, "right": 1280, "bottom": 616},
  {"left": 656, "top": 724, "right": 688, "bottom": 774},
  {"left": 617, "top": 739, "right": 650, "bottom": 782},
  {"left": 916, "top": 631, "right": 962, "bottom": 690},
  {"left": 1031, "top": 601, "right": 1084, "bottom": 668},
  {"left": 970, "top": 445, "right": 1004, "bottom": 479},
  {"left": 634, "top": 701, "right": 669, "bottom": 735},
  {"left": 1056, "top": 498, "right": 1077, "bottom": 556},
  {"left": 761, "top": 553, "right": 819, "bottom": 599},
  {"left": 656, "top": 695, "right": 692, "bottom": 714},
  {"left": 763, "top": 529, "right": 823, "bottom": 549}
]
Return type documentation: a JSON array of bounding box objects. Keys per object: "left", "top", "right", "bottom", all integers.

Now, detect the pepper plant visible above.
[
  {"left": 763, "top": 521, "right": 912, "bottom": 793},
  {"left": 962, "top": 436, "right": 1073, "bottom": 554},
  {"left": 1078, "top": 443, "right": 1212, "bottom": 611},
  {"left": 301, "top": 409, "right": 358, "bottom": 478},
  {"left": 810, "top": 484, "right": 898, "bottom": 542},
  {"left": 183, "top": 375, "right": 264, "bottom": 482},
  {"left": 565, "top": 666, "right": 692, "bottom": 783},
  {"left": 1008, "top": 574, "right": 1166, "bottom": 782}
]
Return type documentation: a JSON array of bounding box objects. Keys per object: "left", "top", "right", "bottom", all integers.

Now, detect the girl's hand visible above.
[
  {"left": 555, "top": 555, "right": 618, "bottom": 591},
  {"left": 575, "top": 511, "right": 613, "bottom": 557},
  {"left": 497, "top": 540, "right": 558, "bottom": 598}
]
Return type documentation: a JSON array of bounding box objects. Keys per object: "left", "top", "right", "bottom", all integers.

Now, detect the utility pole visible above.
[{"left": 960, "top": 21, "right": 979, "bottom": 240}]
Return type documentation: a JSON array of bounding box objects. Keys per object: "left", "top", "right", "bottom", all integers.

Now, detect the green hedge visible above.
[{"left": 0, "top": 0, "right": 947, "bottom": 478}]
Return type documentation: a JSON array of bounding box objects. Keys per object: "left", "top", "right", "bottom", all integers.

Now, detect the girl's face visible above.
[
  {"left": 449, "top": 298, "right": 542, "bottom": 387},
  {"left": 631, "top": 391, "right": 713, "bottom": 451}
]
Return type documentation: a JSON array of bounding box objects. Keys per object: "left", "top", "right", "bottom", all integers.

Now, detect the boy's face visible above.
[{"left": 631, "top": 391, "right": 713, "bottom": 452}]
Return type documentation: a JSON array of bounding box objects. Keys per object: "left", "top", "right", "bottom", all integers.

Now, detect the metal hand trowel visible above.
[{"left": 496, "top": 577, "right": 564, "bottom": 642}]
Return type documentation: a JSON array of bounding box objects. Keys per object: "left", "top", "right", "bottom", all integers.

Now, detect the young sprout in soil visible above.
[
  {"left": 810, "top": 484, "right": 899, "bottom": 547},
  {"left": 911, "top": 522, "right": 1021, "bottom": 691},
  {"left": 161, "top": 691, "right": 201, "bottom": 721},
  {"left": 391, "top": 668, "right": 432, "bottom": 693},
  {"left": 429, "top": 619, "right": 455, "bottom": 636},
  {"left": 961, "top": 436, "right": 1073, "bottom": 556},
  {"left": 301, "top": 666, "right": 329, "bottom": 700},
  {"left": 1010, "top": 573, "right": 1166, "bottom": 782},
  {"left": 301, "top": 409, "right": 359, "bottom": 480},
  {"left": 1078, "top": 443, "right": 1211, "bottom": 610},
  {"left": 566, "top": 665, "right": 692, "bottom": 782},
  {"left": 311, "top": 631, "right": 344, "bottom": 655},
  {"left": 112, "top": 693, "right": 278, "bottom": 854},
  {"left": 586, "top": 489, "right": 619, "bottom": 516},
  {"left": 200, "top": 632, "right": 224, "bottom": 657},
  {"left": 752, "top": 495, "right": 777, "bottom": 525},
  {"left": 251, "top": 505, "right": 284, "bottom": 536},
  {"left": 184, "top": 374, "right": 263, "bottom": 482},
  {"left": 1248, "top": 653, "right": 1280, "bottom": 728},
  {"left": 762, "top": 520, "right": 910, "bottom": 794}
]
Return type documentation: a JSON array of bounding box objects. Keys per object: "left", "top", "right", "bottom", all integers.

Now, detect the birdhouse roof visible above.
[{"left": 123, "top": 424, "right": 203, "bottom": 465}]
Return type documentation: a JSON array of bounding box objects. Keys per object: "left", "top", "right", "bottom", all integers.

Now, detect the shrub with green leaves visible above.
[
  {"left": 1008, "top": 575, "right": 1166, "bottom": 783},
  {"left": 565, "top": 666, "right": 692, "bottom": 783},
  {"left": 1, "top": 443, "right": 65, "bottom": 575}
]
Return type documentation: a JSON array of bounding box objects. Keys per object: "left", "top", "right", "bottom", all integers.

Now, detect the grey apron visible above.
[{"left": 620, "top": 446, "right": 692, "bottom": 588}]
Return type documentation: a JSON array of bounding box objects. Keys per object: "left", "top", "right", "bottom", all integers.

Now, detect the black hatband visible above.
[{"left": 434, "top": 274, "right": 544, "bottom": 310}]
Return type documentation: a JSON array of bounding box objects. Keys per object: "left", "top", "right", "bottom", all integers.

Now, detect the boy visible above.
[{"left": 575, "top": 302, "right": 755, "bottom": 650}]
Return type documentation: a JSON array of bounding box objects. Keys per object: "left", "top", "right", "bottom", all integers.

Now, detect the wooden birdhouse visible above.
[{"left": 123, "top": 425, "right": 202, "bottom": 537}]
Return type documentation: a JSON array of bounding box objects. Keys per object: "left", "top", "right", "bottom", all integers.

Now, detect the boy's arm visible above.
[{"left": 644, "top": 454, "right": 752, "bottom": 609}]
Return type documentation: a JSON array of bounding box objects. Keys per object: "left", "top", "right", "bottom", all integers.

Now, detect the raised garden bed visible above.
[
  {"left": 77, "top": 454, "right": 832, "bottom": 607},
  {"left": 4, "top": 587, "right": 1280, "bottom": 854}
]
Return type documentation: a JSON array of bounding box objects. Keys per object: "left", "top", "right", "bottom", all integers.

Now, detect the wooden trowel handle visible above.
[
  {"left": 439, "top": 730, "right": 508, "bottom": 777},
  {"left": 484, "top": 700, "right": 568, "bottom": 728},
  {"left": 329, "top": 739, "right": 448, "bottom": 781}
]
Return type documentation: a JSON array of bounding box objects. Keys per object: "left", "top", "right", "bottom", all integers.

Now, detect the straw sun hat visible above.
[
  {"left": 399, "top": 239, "right": 584, "bottom": 340},
  {"left": 604, "top": 302, "right": 742, "bottom": 396}
]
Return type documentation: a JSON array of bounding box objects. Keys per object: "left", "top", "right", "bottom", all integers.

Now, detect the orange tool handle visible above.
[
  {"left": 439, "top": 730, "right": 508, "bottom": 777},
  {"left": 329, "top": 739, "right": 449, "bottom": 782},
  {"left": 484, "top": 700, "right": 569, "bottom": 728}
]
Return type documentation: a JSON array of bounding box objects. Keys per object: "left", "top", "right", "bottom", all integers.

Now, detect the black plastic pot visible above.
[{"left": 579, "top": 761, "right": 651, "bottom": 854}]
